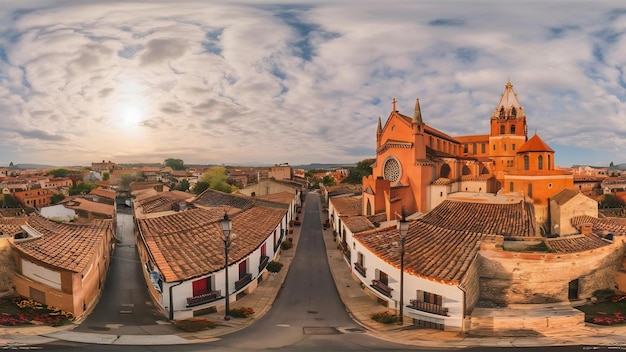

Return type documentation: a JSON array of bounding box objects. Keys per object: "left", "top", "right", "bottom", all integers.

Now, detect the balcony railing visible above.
[
  {"left": 235, "top": 273, "right": 253, "bottom": 291},
  {"left": 343, "top": 249, "right": 351, "bottom": 262},
  {"left": 354, "top": 262, "right": 366, "bottom": 277},
  {"left": 408, "top": 299, "right": 449, "bottom": 316},
  {"left": 259, "top": 255, "right": 270, "bottom": 272},
  {"left": 371, "top": 279, "right": 393, "bottom": 297},
  {"left": 186, "top": 290, "right": 222, "bottom": 307}
]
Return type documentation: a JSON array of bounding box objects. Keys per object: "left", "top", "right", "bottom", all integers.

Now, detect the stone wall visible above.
[{"left": 477, "top": 238, "right": 626, "bottom": 305}]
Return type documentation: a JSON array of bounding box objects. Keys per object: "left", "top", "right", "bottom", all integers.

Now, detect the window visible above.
[
  {"left": 366, "top": 199, "right": 372, "bottom": 216},
  {"left": 192, "top": 277, "right": 211, "bottom": 297},
  {"left": 512, "top": 144, "right": 516, "bottom": 151},
  {"left": 511, "top": 107, "right": 517, "bottom": 116},
  {"left": 503, "top": 144, "right": 507, "bottom": 151},
  {"left": 538, "top": 155, "right": 543, "bottom": 170},
  {"left": 499, "top": 107, "right": 504, "bottom": 118},
  {"left": 524, "top": 155, "right": 529, "bottom": 170},
  {"left": 379, "top": 271, "right": 389, "bottom": 285},
  {"left": 509, "top": 182, "right": 514, "bottom": 192},
  {"left": 528, "top": 183, "right": 533, "bottom": 198},
  {"left": 357, "top": 252, "right": 364, "bottom": 266},
  {"left": 423, "top": 291, "right": 443, "bottom": 306},
  {"left": 463, "top": 144, "right": 468, "bottom": 153},
  {"left": 261, "top": 243, "right": 266, "bottom": 257},
  {"left": 510, "top": 125, "right": 516, "bottom": 134},
  {"left": 500, "top": 125, "right": 505, "bottom": 134},
  {"left": 472, "top": 143, "right": 476, "bottom": 154},
  {"left": 481, "top": 143, "right": 486, "bottom": 154},
  {"left": 493, "top": 144, "right": 496, "bottom": 151},
  {"left": 548, "top": 155, "right": 551, "bottom": 170},
  {"left": 239, "top": 261, "right": 247, "bottom": 279}
]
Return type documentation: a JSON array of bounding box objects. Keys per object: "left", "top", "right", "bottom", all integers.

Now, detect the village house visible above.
[
  {"left": 9, "top": 214, "right": 114, "bottom": 318},
  {"left": 12, "top": 189, "right": 54, "bottom": 209},
  {"left": 134, "top": 188, "right": 298, "bottom": 319}
]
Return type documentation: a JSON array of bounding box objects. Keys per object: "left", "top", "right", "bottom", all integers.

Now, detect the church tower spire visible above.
[{"left": 412, "top": 98, "right": 423, "bottom": 124}]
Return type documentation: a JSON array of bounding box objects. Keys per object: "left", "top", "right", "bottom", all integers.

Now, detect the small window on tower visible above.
[
  {"left": 499, "top": 107, "right": 505, "bottom": 118},
  {"left": 500, "top": 125, "right": 505, "bottom": 134},
  {"left": 511, "top": 125, "right": 516, "bottom": 134},
  {"left": 512, "top": 107, "right": 517, "bottom": 116}
]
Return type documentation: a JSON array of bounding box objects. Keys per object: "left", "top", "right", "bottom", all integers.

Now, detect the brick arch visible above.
[{"left": 440, "top": 164, "right": 451, "bottom": 179}]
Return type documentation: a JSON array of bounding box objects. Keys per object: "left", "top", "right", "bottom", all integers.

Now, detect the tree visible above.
[
  {"left": 193, "top": 180, "right": 210, "bottom": 195},
  {"left": 51, "top": 193, "right": 65, "bottom": 204},
  {"left": 46, "top": 168, "right": 70, "bottom": 178},
  {"left": 164, "top": 158, "right": 185, "bottom": 171},
  {"left": 342, "top": 158, "right": 374, "bottom": 184},
  {"left": 176, "top": 179, "right": 190, "bottom": 192},
  {"left": 102, "top": 172, "right": 110, "bottom": 181},
  {"left": 322, "top": 175, "right": 336, "bottom": 186},
  {"left": 119, "top": 172, "right": 144, "bottom": 190},
  {"left": 0, "top": 195, "right": 18, "bottom": 208},
  {"left": 601, "top": 194, "right": 621, "bottom": 208},
  {"left": 201, "top": 166, "right": 233, "bottom": 193},
  {"left": 69, "top": 182, "right": 98, "bottom": 196}
]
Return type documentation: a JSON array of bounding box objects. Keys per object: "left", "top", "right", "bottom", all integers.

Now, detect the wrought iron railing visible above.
[
  {"left": 186, "top": 290, "right": 222, "bottom": 307},
  {"left": 408, "top": 299, "right": 449, "bottom": 316},
  {"left": 354, "top": 262, "right": 366, "bottom": 277},
  {"left": 259, "top": 255, "right": 270, "bottom": 272},
  {"left": 371, "top": 279, "right": 392, "bottom": 297},
  {"left": 235, "top": 273, "right": 252, "bottom": 291}
]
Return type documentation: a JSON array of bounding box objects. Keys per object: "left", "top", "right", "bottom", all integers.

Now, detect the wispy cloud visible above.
[{"left": 0, "top": 1, "right": 622, "bottom": 167}]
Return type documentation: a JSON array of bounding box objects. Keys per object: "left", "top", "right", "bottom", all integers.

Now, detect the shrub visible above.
[
  {"left": 281, "top": 241, "right": 293, "bottom": 250},
  {"left": 267, "top": 261, "right": 283, "bottom": 273},
  {"left": 229, "top": 307, "right": 254, "bottom": 318},
  {"left": 370, "top": 311, "right": 399, "bottom": 324},
  {"left": 173, "top": 318, "right": 219, "bottom": 332},
  {"left": 593, "top": 289, "right": 615, "bottom": 301}
]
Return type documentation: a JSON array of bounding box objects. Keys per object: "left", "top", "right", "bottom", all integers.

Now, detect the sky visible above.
[{"left": 0, "top": 1, "right": 625, "bottom": 168}]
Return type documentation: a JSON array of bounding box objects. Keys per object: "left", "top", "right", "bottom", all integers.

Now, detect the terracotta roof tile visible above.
[
  {"left": 136, "top": 191, "right": 194, "bottom": 214},
  {"left": 13, "top": 215, "right": 112, "bottom": 272},
  {"left": 0, "top": 216, "right": 28, "bottom": 235},
  {"left": 330, "top": 196, "right": 362, "bottom": 216},
  {"left": 89, "top": 188, "right": 117, "bottom": 200},
  {"left": 355, "top": 222, "right": 494, "bottom": 285},
  {"left": 253, "top": 191, "right": 295, "bottom": 205},
  {"left": 517, "top": 133, "right": 554, "bottom": 153},
  {"left": 137, "top": 206, "right": 287, "bottom": 282},
  {"left": 65, "top": 198, "right": 114, "bottom": 217},
  {"left": 420, "top": 200, "right": 537, "bottom": 237},
  {"left": 551, "top": 188, "right": 582, "bottom": 205},
  {"left": 194, "top": 189, "right": 288, "bottom": 210},
  {"left": 571, "top": 216, "right": 626, "bottom": 236},
  {"left": 545, "top": 234, "right": 610, "bottom": 253},
  {"left": 341, "top": 215, "right": 376, "bottom": 233}
]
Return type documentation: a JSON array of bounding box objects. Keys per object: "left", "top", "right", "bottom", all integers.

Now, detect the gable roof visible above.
[
  {"left": 330, "top": 196, "right": 362, "bottom": 216},
  {"left": 517, "top": 133, "right": 554, "bottom": 153},
  {"left": 194, "top": 188, "right": 288, "bottom": 210},
  {"left": 13, "top": 215, "right": 112, "bottom": 272},
  {"left": 551, "top": 188, "right": 584, "bottom": 206}
]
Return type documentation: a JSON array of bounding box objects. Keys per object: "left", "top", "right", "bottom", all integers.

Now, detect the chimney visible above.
[{"left": 581, "top": 223, "right": 593, "bottom": 235}]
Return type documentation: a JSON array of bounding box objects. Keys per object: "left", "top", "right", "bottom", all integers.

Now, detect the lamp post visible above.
[
  {"left": 220, "top": 212, "right": 233, "bottom": 321},
  {"left": 397, "top": 215, "right": 409, "bottom": 325}
]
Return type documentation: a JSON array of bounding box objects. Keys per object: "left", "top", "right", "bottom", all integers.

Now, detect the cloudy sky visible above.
[{"left": 0, "top": 1, "right": 625, "bottom": 168}]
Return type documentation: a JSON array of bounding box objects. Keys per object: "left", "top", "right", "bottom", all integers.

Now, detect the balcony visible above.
[
  {"left": 235, "top": 273, "right": 253, "bottom": 291},
  {"left": 259, "top": 255, "right": 270, "bottom": 272},
  {"left": 343, "top": 249, "right": 351, "bottom": 262},
  {"left": 408, "top": 299, "right": 449, "bottom": 316},
  {"left": 371, "top": 279, "right": 393, "bottom": 297},
  {"left": 186, "top": 290, "right": 222, "bottom": 307},
  {"left": 354, "top": 262, "right": 366, "bottom": 277}
]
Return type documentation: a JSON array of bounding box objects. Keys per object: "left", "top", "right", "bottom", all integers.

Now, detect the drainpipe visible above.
[{"left": 169, "top": 281, "right": 184, "bottom": 320}]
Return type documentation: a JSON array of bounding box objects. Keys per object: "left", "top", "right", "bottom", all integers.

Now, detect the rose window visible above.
[{"left": 383, "top": 158, "right": 400, "bottom": 183}]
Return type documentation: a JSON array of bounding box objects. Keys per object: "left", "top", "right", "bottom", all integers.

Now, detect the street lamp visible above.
[
  {"left": 397, "top": 214, "right": 409, "bottom": 325},
  {"left": 220, "top": 212, "right": 233, "bottom": 321}
]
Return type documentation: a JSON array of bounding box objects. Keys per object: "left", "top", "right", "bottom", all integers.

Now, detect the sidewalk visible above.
[{"left": 2, "top": 191, "right": 626, "bottom": 348}]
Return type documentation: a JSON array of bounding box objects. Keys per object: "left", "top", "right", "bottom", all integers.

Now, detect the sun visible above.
[{"left": 120, "top": 105, "right": 143, "bottom": 127}]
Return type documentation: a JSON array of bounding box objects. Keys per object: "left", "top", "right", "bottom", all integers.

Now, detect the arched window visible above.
[
  {"left": 548, "top": 155, "right": 551, "bottom": 170},
  {"left": 440, "top": 164, "right": 451, "bottom": 178},
  {"left": 527, "top": 183, "right": 533, "bottom": 198},
  {"left": 366, "top": 199, "right": 372, "bottom": 216},
  {"left": 523, "top": 155, "right": 529, "bottom": 170},
  {"left": 511, "top": 107, "right": 517, "bottom": 116},
  {"left": 462, "top": 165, "right": 471, "bottom": 175},
  {"left": 538, "top": 155, "right": 543, "bottom": 170},
  {"left": 500, "top": 125, "right": 505, "bottom": 134},
  {"left": 509, "top": 182, "right": 514, "bottom": 192},
  {"left": 510, "top": 125, "right": 516, "bottom": 134},
  {"left": 499, "top": 107, "right": 504, "bottom": 118}
]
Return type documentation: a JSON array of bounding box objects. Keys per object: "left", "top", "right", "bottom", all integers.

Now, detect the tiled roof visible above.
[
  {"left": 341, "top": 215, "right": 376, "bottom": 233},
  {"left": 355, "top": 222, "right": 494, "bottom": 285},
  {"left": 330, "top": 196, "right": 362, "bottom": 216},
  {"left": 137, "top": 191, "right": 193, "bottom": 214},
  {"left": 253, "top": 192, "right": 295, "bottom": 205},
  {"left": 367, "top": 213, "right": 388, "bottom": 224},
  {"left": 65, "top": 198, "right": 114, "bottom": 217},
  {"left": 89, "top": 188, "right": 117, "bottom": 200},
  {"left": 13, "top": 215, "right": 112, "bottom": 272},
  {"left": 0, "top": 216, "right": 28, "bottom": 235},
  {"left": 571, "top": 216, "right": 626, "bottom": 236},
  {"left": 551, "top": 188, "right": 582, "bottom": 206},
  {"left": 326, "top": 184, "right": 362, "bottom": 197},
  {"left": 517, "top": 133, "right": 554, "bottom": 153},
  {"left": 432, "top": 178, "right": 453, "bottom": 185},
  {"left": 194, "top": 188, "right": 288, "bottom": 210},
  {"left": 137, "top": 206, "right": 287, "bottom": 282},
  {"left": 545, "top": 234, "right": 610, "bottom": 253},
  {"left": 420, "top": 200, "right": 537, "bottom": 237},
  {"left": 455, "top": 134, "right": 490, "bottom": 144}
]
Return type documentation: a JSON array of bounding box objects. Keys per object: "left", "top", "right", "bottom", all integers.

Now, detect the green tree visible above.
[
  {"left": 46, "top": 168, "right": 70, "bottom": 178},
  {"left": 102, "top": 172, "right": 110, "bottom": 181},
  {"left": 51, "top": 193, "right": 66, "bottom": 204},
  {"left": 322, "top": 175, "right": 336, "bottom": 187},
  {"left": 601, "top": 194, "right": 621, "bottom": 208},
  {"left": 193, "top": 180, "right": 210, "bottom": 195},
  {"left": 69, "top": 182, "right": 98, "bottom": 196},
  {"left": 0, "top": 195, "right": 19, "bottom": 208},
  {"left": 164, "top": 158, "right": 185, "bottom": 171},
  {"left": 118, "top": 172, "right": 145, "bottom": 190},
  {"left": 176, "top": 179, "right": 190, "bottom": 192},
  {"left": 342, "top": 158, "right": 374, "bottom": 184},
  {"left": 201, "top": 166, "right": 233, "bottom": 193}
]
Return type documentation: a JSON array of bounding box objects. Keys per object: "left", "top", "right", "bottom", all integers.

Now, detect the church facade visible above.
[{"left": 362, "top": 82, "right": 574, "bottom": 233}]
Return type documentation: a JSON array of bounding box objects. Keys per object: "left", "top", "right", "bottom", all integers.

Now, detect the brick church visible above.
[{"left": 362, "top": 82, "right": 574, "bottom": 233}]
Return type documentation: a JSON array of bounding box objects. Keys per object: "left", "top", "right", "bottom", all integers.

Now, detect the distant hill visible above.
[
  {"left": 6, "top": 163, "right": 55, "bottom": 170},
  {"left": 292, "top": 163, "right": 356, "bottom": 171}
]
